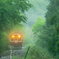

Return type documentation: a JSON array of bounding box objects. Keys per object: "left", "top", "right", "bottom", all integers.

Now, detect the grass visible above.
[
  {"left": 21, "top": 45, "right": 55, "bottom": 59},
  {"left": 12, "top": 44, "right": 57, "bottom": 59}
]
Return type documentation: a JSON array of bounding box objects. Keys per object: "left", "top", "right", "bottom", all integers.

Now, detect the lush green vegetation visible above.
[
  {"left": 24, "top": 46, "right": 53, "bottom": 59},
  {"left": 21, "top": 0, "right": 59, "bottom": 59},
  {"left": 32, "top": 17, "right": 47, "bottom": 47},
  {"left": 45, "top": 0, "right": 59, "bottom": 56},
  {"left": 0, "top": 0, "right": 32, "bottom": 56},
  {"left": 0, "top": 0, "right": 59, "bottom": 59},
  {"left": 31, "top": 0, "right": 59, "bottom": 59},
  {"left": 25, "top": 0, "right": 49, "bottom": 27},
  {"left": 20, "top": 0, "right": 59, "bottom": 59}
]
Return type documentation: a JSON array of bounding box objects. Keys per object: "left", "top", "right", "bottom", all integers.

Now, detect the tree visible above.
[
  {"left": 32, "top": 17, "right": 47, "bottom": 47},
  {"left": 0, "top": 0, "right": 32, "bottom": 55},
  {"left": 45, "top": 0, "right": 59, "bottom": 55}
]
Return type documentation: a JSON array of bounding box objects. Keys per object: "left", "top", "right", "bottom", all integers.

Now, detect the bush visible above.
[{"left": 22, "top": 45, "right": 54, "bottom": 59}]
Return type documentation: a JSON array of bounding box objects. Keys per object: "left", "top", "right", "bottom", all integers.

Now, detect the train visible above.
[{"left": 10, "top": 34, "right": 23, "bottom": 47}]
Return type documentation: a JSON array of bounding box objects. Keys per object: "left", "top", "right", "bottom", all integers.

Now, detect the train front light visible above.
[
  {"left": 12, "top": 35, "right": 14, "bottom": 38},
  {"left": 18, "top": 35, "right": 21, "bottom": 37}
]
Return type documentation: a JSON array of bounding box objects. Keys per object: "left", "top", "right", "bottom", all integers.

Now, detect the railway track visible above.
[
  {"left": 0, "top": 46, "right": 30, "bottom": 59},
  {"left": 0, "top": 46, "right": 25, "bottom": 59}
]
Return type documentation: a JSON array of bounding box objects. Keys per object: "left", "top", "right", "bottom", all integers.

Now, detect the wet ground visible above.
[{"left": 0, "top": 47, "right": 25, "bottom": 59}]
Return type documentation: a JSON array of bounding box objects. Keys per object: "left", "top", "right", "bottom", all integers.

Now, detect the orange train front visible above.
[{"left": 10, "top": 34, "right": 23, "bottom": 47}]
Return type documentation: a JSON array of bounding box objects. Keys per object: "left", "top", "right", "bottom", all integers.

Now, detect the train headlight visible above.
[
  {"left": 12, "top": 35, "right": 14, "bottom": 38},
  {"left": 18, "top": 35, "right": 21, "bottom": 38}
]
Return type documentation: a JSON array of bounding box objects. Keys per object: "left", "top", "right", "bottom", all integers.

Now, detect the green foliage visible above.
[
  {"left": 12, "top": 57, "right": 18, "bottom": 59},
  {"left": 32, "top": 17, "right": 47, "bottom": 47},
  {"left": 25, "top": 0, "right": 49, "bottom": 27},
  {"left": 23, "top": 45, "right": 54, "bottom": 59},
  {"left": 45, "top": 0, "right": 59, "bottom": 55},
  {"left": 0, "top": 0, "right": 32, "bottom": 55},
  {"left": 32, "top": 17, "right": 46, "bottom": 35},
  {"left": 32, "top": 0, "right": 59, "bottom": 57}
]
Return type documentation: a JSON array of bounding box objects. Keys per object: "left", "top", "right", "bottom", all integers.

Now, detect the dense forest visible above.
[
  {"left": 0, "top": 0, "right": 59, "bottom": 59},
  {"left": 23, "top": 0, "right": 59, "bottom": 59},
  {"left": 25, "top": 0, "right": 49, "bottom": 27},
  {"left": 0, "top": 0, "right": 32, "bottom": 56},
  {"left": 31, "top": 0, "right": 59, "bottom": 59}
]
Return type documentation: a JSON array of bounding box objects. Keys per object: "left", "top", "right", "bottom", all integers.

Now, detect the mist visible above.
[{"left": 23, "top": 0, "right": 49, "bottom": 45}]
